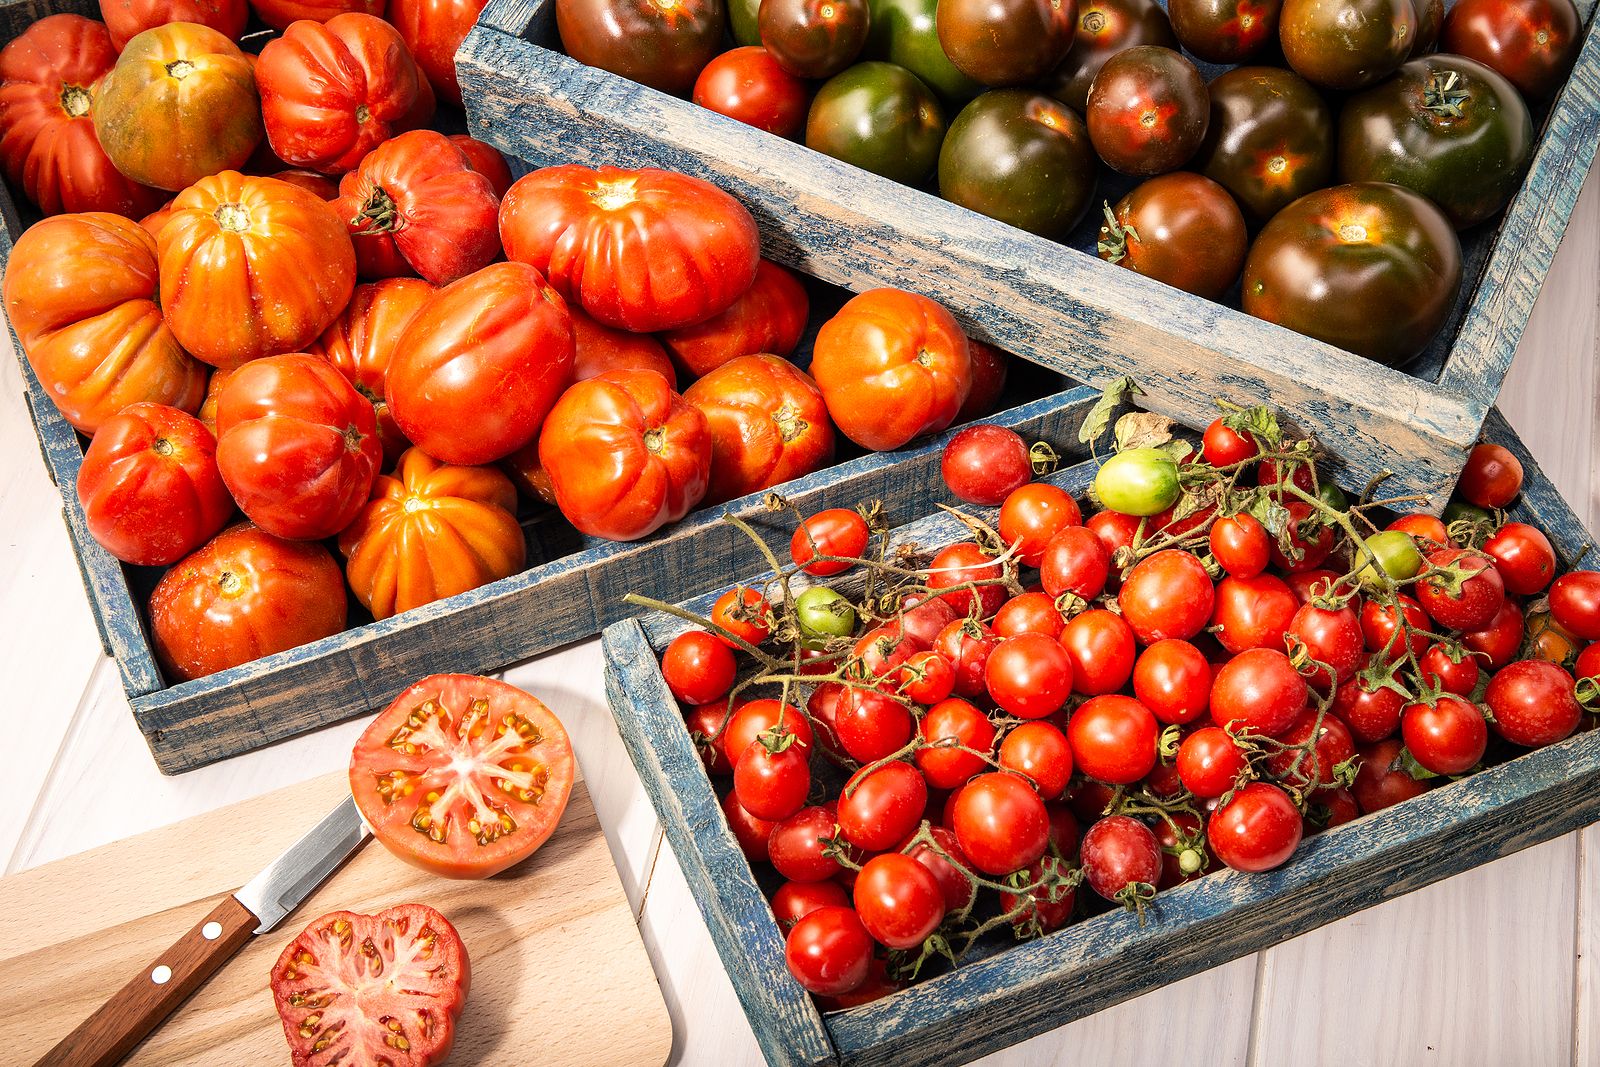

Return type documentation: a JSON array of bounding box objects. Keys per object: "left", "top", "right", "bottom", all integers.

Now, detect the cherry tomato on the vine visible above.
[
  {"left": 1209, "top": 782, "right": 1302, "bottom": 872},
  {"left": 999, "top": 483, "right": 1083, "bottom": 567},
  {"left": 791, "top": 508, "right": 871, "bottom": 576}
]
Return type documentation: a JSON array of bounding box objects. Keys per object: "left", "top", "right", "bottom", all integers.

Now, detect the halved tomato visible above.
[{"left": 349, "top": 674, "right": 576, "bottom": 879}]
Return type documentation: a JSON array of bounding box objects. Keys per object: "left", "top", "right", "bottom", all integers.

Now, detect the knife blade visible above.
[{"left": 35, "top": 794, "right": 371, "bottom": 1067}]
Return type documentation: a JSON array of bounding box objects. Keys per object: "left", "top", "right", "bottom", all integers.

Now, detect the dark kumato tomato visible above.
[
  {"left": 939, "top": 90, "right": 1097, "bottom": 239},
  {"left": 761, "top": 0, "right": 871, "bottom": 79},
  {"left": 1441, "top": 0, "right": 1581, "bottom": 100},
  {"left": 1170, "top": 0, "right": 1281, "bottom": 63},
  {"left": 806, "top": 62, "right": 946, "bottom": 185},
  {"left": 1412, "top": 0, "right": 1445, "bottom": 51},
  {"left": 556, "top": 0, "right": 725, "bottom": 94},
  {"left": 729, "top": 0, "right": 762, "bottom": 44},
  {"left": 1241, "top": 182, "right": 1461, "bottom": 365},
  {"left": 1098, "top": 171, "right": 1247, "bottom": 299},
  {"left": 1338, "top": 54, "right": 1533, "bottom": 229},
  {"left": 1192, "top": 65, "right": 1333, "bottom": 226},
  {"left": 1046, "top": 0, "right": 1177, "bottom": 112},
  {"left": 1085, "top": 46, "right": 1209, "bottom": 176},
  {"left": 865, "top": 0, "right": 983, "bottom": 103},
  {"left": 936, "top": 0, "right": 1078, "bottom": 87},
  {"left": 1280, "top": 0, "right": 1415, "bottom": 90}
]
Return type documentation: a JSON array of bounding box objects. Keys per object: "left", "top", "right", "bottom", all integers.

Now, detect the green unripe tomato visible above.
[
  {"left": 1094, "top": 448, "right": 1181, "bottom": 516},
  {"left": 1354, "top": 530, "right": 1424, "bottom": 588},
  {"left": 795, "top": 586, "right": 858, "bottom": 647},
  {"left": 1318, "top": 482, "right": 1349, "bottom": 511},
  {"left": 1444, "top": 500, "right": 1492, "bottom": 526}
]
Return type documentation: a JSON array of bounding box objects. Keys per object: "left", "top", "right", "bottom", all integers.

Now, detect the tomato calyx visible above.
[
  {"left": 214, "top": 202, "right": 252, "bottom": 232},
  {"left": 588, "top": 177, "right": 639, "bottom": 211},
  {"left": 772, "top": 403, "right": 808, "bottom": 443},
  {"left": 1422, "top": 69, "right": 1470, "bottom": 118},
  {"left": 58, "top": 83, "right": 92, "bottom": 118},
  {"left": 353, "top": 187, "right": 400, "bottom": 234},
  {"left": 1095, "top": 201, "right": 1136, "bottom": 264},
  {"left": 165, "top": 59, "right": 195, "bottom": 80}
]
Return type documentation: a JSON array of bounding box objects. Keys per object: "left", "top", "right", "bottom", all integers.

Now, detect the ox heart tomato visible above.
[
  {"left": 338, "top": 447, "right": 526, "bottom": 619},
  {"left": 569, "top": 306, "right": 678, "bottom": 386},
  {"left": 99, "top": 0, "right": 248, "bottom": 48},
  {"left": 658, "top": 259, "right": 810, "bottom": 379},
  {"left": 350, "top": 673, "right": 575, "bottom": 878},
  {"left": 386, "top": 261, "right": 576, "bottom": 465},
  {"left": 0, "top": 14, "right": 166, "bottom": 217},
  {"left": 252, "top": 0, "right": 385, "bottom": 32},
  {"left": 387, "top": 0, "right": 484, "bottom": 104},
  {"left": 2, "top": 211, "right": 204, "bottom": 434},
  {"left": 683, "top": 353, "right": 834, "bottom": 505},
  {"left": 148, "top": 522, "right": 347, "bottom": 681},
  {"left": 500, "top": 164, "right": 761, "bottom": 332},
  {"left": 539, "top": 368, "right": 713, "bottom": 541},
  {"left": 334, "top": 129, "right": 502, "bottom": 285},
  {"left": 810, "top": 287, "right": 973, "bottom": 451},
  {"left": 77, "top": 402, "right": 233, "bottom": 567},
  {"left": 215, "top": 353, "right": 383, "bottom": 541}
]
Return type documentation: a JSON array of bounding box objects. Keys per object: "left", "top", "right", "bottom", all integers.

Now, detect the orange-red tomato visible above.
[
  {"left": 449, "top": 133, "right": 515, "bottom": 196},
  {"left": 0, "top": 15, "right": 165, "bottom": 218},
  {"left": 91, "top": 22, "right": 263, "bottom": 191},
  {"left": 683, "top": 353, "right": 835, "bottom": 505},
  {"left": 148, "top": 522, "right": 347, "bottom": 681},
  {"left": 256, "top": 13, "right": 423, "bottom": 174},
  {"left": 304, "top": 277, "right": 434, "bottom": 467},
  {"left": 334, "top": 129, "right": 501, "bottom": 284},
  {"left": 249, "top": 0, "right": 385, "bottom": 31},
  {"left": 570, "top": 306, "right": 677, "bottom": 386},
  {"left": 339, "top": 447, "right": 526, "bottom": 619},
  {"left": 955, "top": 339, "right": 1010, "bottom": 422},
  {"left": 658, "top": 259, "right": 810, "bottom": 379},
  {"left": 100, "top": 0, "right": 248, "bottom": 47},
  {"left": 196, "top": 366, "right": 234, "bottom": 434},
  {"left": 539, "top": 368, "right": 713, "bottom": 541},
  {"left": 2, "top": 211, "right": 205, "bottom": 434},
  {"left": 268, "top": 167, "right": 340, "bottom": 200},
  {"left": 500, "top": 439, "right": 559, "bottom": 506},
  {"left": 77, "top": 402, "right": 233, "bottom": 566},
  {"left": 158, "top": 171, "right": 357, "bottom": 367},
  {"left": 500, "top": 164, "right": 761, "bottom": 332},
  {"left": 387, "top": 0, "right": 488, "bottom": 105},
  {"left": 387, "top": 261, "right": 576, "bottom": 465},
  {"left": 810, "top": 287, "right": 973, "bottom": 450}
]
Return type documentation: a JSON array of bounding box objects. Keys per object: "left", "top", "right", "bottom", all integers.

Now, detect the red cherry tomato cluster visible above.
[{"left": 656, "top": 401, "right": 1600, "bottom": 1005}]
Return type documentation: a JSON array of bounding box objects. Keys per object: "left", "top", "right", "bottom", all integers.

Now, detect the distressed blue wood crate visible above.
[
  {"left": 457, "top": 0, "right": 1600, "bottom": 509},
  {"left": 599, "top": 403, "right": 1600, "bottom": 1067}
]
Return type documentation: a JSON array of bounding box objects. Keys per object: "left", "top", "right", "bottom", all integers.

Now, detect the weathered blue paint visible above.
[{"left": 455, "top": 0, "right": 1600, "bottom": 506}]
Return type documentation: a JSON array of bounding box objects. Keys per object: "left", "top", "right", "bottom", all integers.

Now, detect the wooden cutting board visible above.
[{"left": 0, "top": 769, "right": 672, "bottom": 1065}]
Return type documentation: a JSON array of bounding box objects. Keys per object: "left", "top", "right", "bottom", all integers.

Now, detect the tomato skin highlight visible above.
[
  {"left": 785, "top": 906, "right": 873, "bottom": 995},
  {"left": 853, "top": 852, "right": 946, "bottom": 948}
]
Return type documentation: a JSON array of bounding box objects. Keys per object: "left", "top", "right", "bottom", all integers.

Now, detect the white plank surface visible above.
[{"left": 1, "top": 157, "right": 1595, "bottom": 1065}]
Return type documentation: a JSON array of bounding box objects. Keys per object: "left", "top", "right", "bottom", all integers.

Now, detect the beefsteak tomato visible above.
[
  {"left": 683, "top": 353, "right": 834, "bottom": 505},
  {"left": 449, "top": 133, "right": 514, "bottom": 196},
  {"left": 250, "top": 0, "right": 386, "bottom": 31},
  {"left": 387, "top": 0, "right": 487, "bottom": 105},
  {"left": 100, "top": 0, "right": 248, "bottom": 48},
  {"left": 658, "top": 259, "right": 809, "bottom": 379},
  {"left": 570, "top": 306, "right": 677, "bottom": 386}
]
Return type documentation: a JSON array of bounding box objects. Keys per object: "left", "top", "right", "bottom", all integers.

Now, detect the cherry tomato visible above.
[
  {"left": 792, "top": 509, "right": 871, "bottom": 576},
  {"left": 1402, "top": 695, "right": 1488, "bottom": 775},
  {"left": 1059, "top": 608, "right": 1136, "bottom": 695},
  {"left": 1176, "top": 725, "right": 1247, "bottom": 798},
  {"left": 1040, "top": 526, "right": 1113, "bottom": 600},
  {"left": 935, "top": 619, "right": 1001, "bottom": 698},
  {"left": 1067, "top": 694, "right": 1159, "bottom": 783},
  {"left": 685, "top": 702, "right": 733, "bottom": 774},
  {"left": 772, "top": 879, "right": 851, "bottom": 929},
  {"left": 1353, "top": 530, "right": 1424, "bottom": 588},
  {"left": 1211, "top": 573, "right": 1298, "bottom": 654},
  {"left": 1482, "top": 522, "right": 1557, "bottom": 596},
  {"left": 985, "top": 633, "right": 1075, "bottom": 719},
  {"left": 854, "top": 620, "right": 927, "bottom": 690},
  {"left": 794, "top": 586, "right": 858, "bottom": 650},
  {"left": 1080, "top": 815, "right": 1162, "bottom": 900},
  {"left": 771, "top": 804, "right": 851, "bottom": 883},
  {"left": 723, "top": 789, "right": 778, "bottom": 861},
  {"left": 928, "top": 540, "right": 1008, "bottom": 619},
  {"left": 1388, "top": 512, "right": 1449, "bottom": 545},
  {"left": 899, "top": 650, "right": 955, "bottom": 705},
  {"left": 1333, "top": 673, "right": 1405, "bottom": 744},
  {"left": 1132, "top": 638, "right": 1212, "bottom": 724},
  {"left": 785, "top": 906, "right": 873, "bottom": 995},
  {"left": 1267, "top": 501, "right": 1338, "bottom": 573},
  {"left": 1417, "top": 548, "right": 1505, "bottom": 632},
  {"left": 1485, "top": 659, "right": 1581, "bottom": 747},
  {"left": 903, "top": 825, "right": 978, "bottom": 913},
  {"left": 1550, "top": 572, "right": 1600, "bottom": 642},
  {"left": 838, "top": 761, "right": 928, "bottom": 851},
  {"left": 900, "top": 592, "right": 962, "bottom": 646},
  {"left": 1418, "top": 644, "right": 1481, "bottom": 696},
  {"left": 999, "top": 483, "right": 1083, "bottom": 567},
  {"left": 712, "top": 586, "right": 773, "bottom": 648},
  {"left": 916, "top": 697, "right": 997, "bottom": 789},
  {"left": 950, "top": 771, "right": 1050, "bottom": 875},
  {"left": 1462, "top": 599, "right": 1525, "bottom": 672},
  {"left": 1361, "top": 594, "right": 1432, "bottom": 663},
  {"left": 999, "top": 854, "right": 1078, "bottom": 932},
  {"left": 662, "top": 630, "right": 737, "bottom": 705},
  {"left": 1457, "top": 442, "right": 1524, "bottom": 508},
  {"left": 1119, "top": 549, "right": 1215, "bottom": 643},
  {"left": 1209, "top": 782, "right": 1302, "bottom": 872},
  {"left": 1210, "top": 647, "right": 1307, "bottom": 737},
  {"left": 1266, "top": 708, "right": 1356, "bottom": 790},
  {"left": 853, "top": 852, "right": 945, "bottom": 949},
  {"left": 1575, "top": 642, "right": 1600, "bottom": 682},
  {"left": 734, "top": 735, "right": 811, "bottom": 821},
  {"left": 1287, "top": 602, "right": 1364, "bottom": 690},
  {"left": 1352, "top": 738, "right": 1431, "bottom": 813},
  {"left": 1201, "top": 418, "right": 1258, "bottom": 467},
  {"left": 941, "top": 424, "right": 1032, "bottom": 505},
  {"left": 835, "top": 687, "right": 916, "bottom": 763},
  {"left": 1093, "top": 447, "right": 1181, "bottom": 516},
  {"left": 1210, "top": 513, "right": 1270, "bottom": 578},
  {"left": 722, "top": 699, "right": 813, "bottom": 766},
  {"left": 692, "top": 46, "right": 810, "bottom": 137},
  {"left": 998, "top": 721, "right": 1074, "bottom": 799},
  {"left": 993, "top": 592, "right": 1066, "bottom": 639}
]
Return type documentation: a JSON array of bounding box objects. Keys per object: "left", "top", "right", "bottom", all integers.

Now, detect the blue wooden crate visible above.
[
  {"left": 599, "top": 403, "right": 1600, "bottom": 1067},
  {"left": 456, "top": 0, "right": 1600, "bottom": 510}
]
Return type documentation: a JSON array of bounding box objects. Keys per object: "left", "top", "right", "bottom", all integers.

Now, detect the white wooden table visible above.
[{"left": 5, "top": 166, "right": 1597, "bottom": 1066}]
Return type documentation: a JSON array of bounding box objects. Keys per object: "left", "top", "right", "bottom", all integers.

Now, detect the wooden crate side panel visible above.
[
  {"left": 456, "top": 25, "right": 1482, "bottom": 503},
  {"left": 602, "top": 620, "right": 837, "bottom": 1067},
  {"left": 0, "top": 0, "right": 95, "bottom": 35},
  {"left": 132, "top": 388, "right": 1100, "bottom": 773},
  {"left": 1437, "top": 17, "right": 1600, "bottom": 404}
]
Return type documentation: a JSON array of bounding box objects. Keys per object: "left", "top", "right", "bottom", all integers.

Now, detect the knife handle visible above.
[{"left": 36, "top": 895, "right": 258, "bottom": 1067}]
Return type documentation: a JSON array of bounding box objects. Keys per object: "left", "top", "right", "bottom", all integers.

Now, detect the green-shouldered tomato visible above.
[
  {"left": 1192, "top": 65, "right": 1334, "bottom": 226},
  {"left": 1280, "top": 0, "right": 1415, "bottom": 90},
  {"left": 1045, "top": 0, "right": 1177, "bottom": 112},
  {"left": 806, "top": 62, "right": 946, "bottom": 185},
  {"left": 939, "top": 89, "right": 1097, "bottom": 238}
]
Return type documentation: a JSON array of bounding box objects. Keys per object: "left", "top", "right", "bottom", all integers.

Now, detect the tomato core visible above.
[
  {"left": 1266, "top": 155, "right": 1287, "bottom": 174},
  {"left": 773, "top": 404, "right": 807, "bottom": 442},
  {"left": 214, "top": 202, "right": 251, "bottom": 232},
  {"left": 1140, "top": 110, "right": 1158, "bottom": 128},
  {"left": 59, "top": 84, "right": 91, "bottom": 118},
  {"left": 342, "top": 424, "right": 367, "bottom": 453},
  {"left": 1083, "top": 11, "right": 1105, "bottom": 32},
  {"left": 151, "top": 435, "right": 174, "bottom": 457},
  {"left": 166, "top": 59, "right": 194, "bottom": 80},
  {"left": 1338, "top": 223, "right": 1368, "bottom": 243},
  {"left": 217, "top": 570, "right": 243, "bottom": 595},
  {"left": 589, "top": 179, "right": 638, "bottom": 211},
  {"left": 355, "top": 103, "right": 370, "bottom": 125},
  {"left": 643, "top": 426, "right": 666, "bottom": 453}
]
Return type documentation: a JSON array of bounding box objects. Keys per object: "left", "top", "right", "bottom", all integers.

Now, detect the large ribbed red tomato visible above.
[
  {"left": 338, "top": 447, "right": 526, "bottom": 619},
  {"left": 0, "top": 15, "right": 165, "bottom": 218},
  {"left": 77, "top": 402, "right": 233, "bottom": 566},
  {"left": 249, "top": 0, "right": 385, "bottom": 32},
  {"left": 499, "top": 164, "right": 761, "bottom": 332},
  {"left": 539, "top": 368, "right": 713, "bottom": 541},
  {"left": 809, "top": 288, "right": 972, "bottom": 451},
  {"left": 149, "top": 522, "right": 347, "bottom": 681},
  {"left": 157, "top": 171, "right": 356, "bottom": 368},
  {"left": 386, "top": 262, "right": 576, "bottom": 465},
  {"left": 658, "top": 259, "right": 810, "bottom": 379},
  {"left": 387, "top": 0, "right": 487, "bottom": 105},
  {"left": 215, "top": 353, "right": 383, "bottom": 540},
  {"left": 256, "top": 13, "right": 423, "bottom": 175},
  {"left": 304, "top": 277, "right": 434, "bottom": 467},
  {"left": 682, "top": 354, "right": 834, "bottom": 505},
  {"left": 2, "top": 211, "right": 205, "bottom": 434},
  {"left": 334, "top": 129, "right": 501, "bottom": 284},
  {"left": 569, "top": 306, "right": 678, "bottom": 386},
  {"left": 99, "top": 0, "right": 248, "bottom": 48}
]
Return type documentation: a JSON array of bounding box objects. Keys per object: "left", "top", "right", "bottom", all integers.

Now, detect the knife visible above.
[{"left": 36, "top": 794, "right": 371, "bottom": 1067}]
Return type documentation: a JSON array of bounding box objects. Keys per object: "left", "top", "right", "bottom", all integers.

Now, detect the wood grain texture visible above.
[{"left": 0, "top": 769, "right": 673, "bottom": 1066}]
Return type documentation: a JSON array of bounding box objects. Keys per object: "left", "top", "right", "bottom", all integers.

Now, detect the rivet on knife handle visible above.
[{"left": 34, "top": 895, "right": 258, "bottom": 1067}]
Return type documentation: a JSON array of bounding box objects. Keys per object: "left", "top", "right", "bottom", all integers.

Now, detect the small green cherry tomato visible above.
[
  {"left": 1354, "top": 530, "right": 1424, "bottom": 588},
  {"left": 1094, "top": 448, "right": 1181, "bottom": 516},
  {"left": 1318, "top": 482, "right": 1348, "bottom": 511},
  {"left": 796, "top": 586, "right": 859, "bottom": 646}
]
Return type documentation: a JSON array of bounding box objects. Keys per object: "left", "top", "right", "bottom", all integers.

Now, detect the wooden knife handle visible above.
[{"left": 35, "top": 895, "right": 258, "bottom": 1067}]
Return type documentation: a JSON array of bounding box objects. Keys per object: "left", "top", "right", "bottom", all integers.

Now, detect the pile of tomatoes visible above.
[
  {"left": 555, "top": 0, "right": 1582, "bottom": 365},
  {"left": 654, "top": 402, "right": 1600, "bottom": 1004},
  {"left": 0, "top": 7, "right": 1025, "bottom": 685}
]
